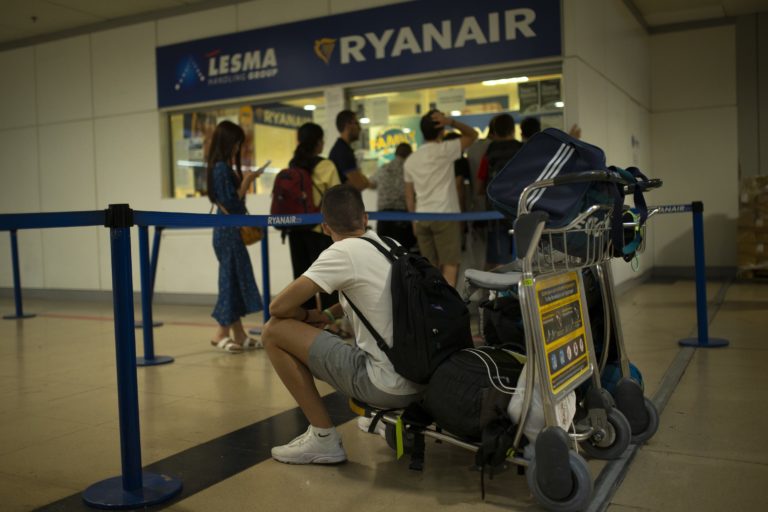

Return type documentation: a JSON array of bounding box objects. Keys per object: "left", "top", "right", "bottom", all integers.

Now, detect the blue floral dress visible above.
[{"left": 210, "top": 161, "right": 263, "bottom": 325}]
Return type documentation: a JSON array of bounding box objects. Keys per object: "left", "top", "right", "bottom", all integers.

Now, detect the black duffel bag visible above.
[{"left": 422, "top": 346, "right": 524, "bottom": 440}]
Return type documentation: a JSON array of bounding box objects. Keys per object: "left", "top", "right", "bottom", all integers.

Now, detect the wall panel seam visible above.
[{"left": 565, "top": 55, "right": 650, "bottom": 110}]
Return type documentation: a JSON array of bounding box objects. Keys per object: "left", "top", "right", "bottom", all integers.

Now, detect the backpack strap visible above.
[
  {"left": 609, "top": 166, "right": 650, "bottom": 261},
  {"left": 356, "top": 235, "right": 398, "bottom": 262},
  {"left": 341, "top": 291, "right": 390, "bottom": 355},
  {"left": 340, "top": 235, "right": 405, "bottom": 354}
]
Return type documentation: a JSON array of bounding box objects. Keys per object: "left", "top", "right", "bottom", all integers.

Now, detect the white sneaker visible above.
[
  {"left": 271, "top": 426, "right": 347, "bottom": 464},
  {"left": 357, "top": 416, "right": 386, "bottom": 438}
]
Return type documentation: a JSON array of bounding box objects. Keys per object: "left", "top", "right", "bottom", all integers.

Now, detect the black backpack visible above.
[{"left": 343, "top": 236, "right": 473, "bottom": 384}]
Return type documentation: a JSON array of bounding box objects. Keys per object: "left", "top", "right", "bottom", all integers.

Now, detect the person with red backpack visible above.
[{"left": 272, "top": 122, "right": 340, "bottom": 310}]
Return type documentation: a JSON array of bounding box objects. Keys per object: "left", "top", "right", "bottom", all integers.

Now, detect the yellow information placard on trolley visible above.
[{"left": 535, "top": 271, "right": 591, "bottom": 395}]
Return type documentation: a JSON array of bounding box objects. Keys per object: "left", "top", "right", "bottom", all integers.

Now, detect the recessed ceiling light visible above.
[
  {"left": 481, "top": 77, "right": 529, "bottom": 86},
  {"left": 303, "top": 104, "right": 316, "bottom": 111},
  {"left": 360, "top": 117, "right": 371, "bottom": 124}
]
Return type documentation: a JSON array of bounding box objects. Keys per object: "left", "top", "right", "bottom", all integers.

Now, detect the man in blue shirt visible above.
[{"left": 328, "top": 110, "right": 370, "bottom": 191}]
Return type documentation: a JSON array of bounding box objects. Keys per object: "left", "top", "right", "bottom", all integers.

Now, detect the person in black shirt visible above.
[
  {"left": 328, "top": 110, "right": 370, "bottom": 191},
  {"left": 477, "top": 114, "right": 523, "bottom": 269}
]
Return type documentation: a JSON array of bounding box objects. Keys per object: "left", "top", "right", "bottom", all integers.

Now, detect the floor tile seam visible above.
[
  {"left": 0, "top": 468, "right": 82, "bottom": 494},
  {"left": 639, "top": 446, "right": 768, "bottom": 467},
  {"left": 587, "top": 280, "right": 733, "bottom": 512},
  {"left": 35, "top": 312, "right": 262, "bottom": 331},
  {"left": 0, "top": 410, "right": 98, "bottom": 431}
]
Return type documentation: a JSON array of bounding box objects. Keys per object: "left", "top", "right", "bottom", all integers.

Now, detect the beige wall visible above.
[
  {"left": 650, "top": 26, "right": 738, "bottom": 268},
  {"left": 0, "top": 0, "right": 410, "bottom": 295},
  {"left": 563, "top": 0, "right": 652, "bottom": 285}
]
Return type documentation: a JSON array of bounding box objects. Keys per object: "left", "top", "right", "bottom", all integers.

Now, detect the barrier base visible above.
[
  {"left": 248, "top": 327, "right": 262, "bottom": 335},
  {"left": 82, "top": 472, "right": 182, "bottom": 509},
  {"left": 678, "top": 337, "right": 729, "bottom": 348},
  {"left": 3, "top": 313, "right": 36, "bottom": 320},
  {"left": 136, "top": 355, "right": 174, "bottom": 366},
  {"left": 135, "top": 321, "right": 164, "bottom": 328}
]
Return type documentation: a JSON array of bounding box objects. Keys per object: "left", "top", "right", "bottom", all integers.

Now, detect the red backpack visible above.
[{"left": 270, "top": 167, "right": 322, "bottom": 230}]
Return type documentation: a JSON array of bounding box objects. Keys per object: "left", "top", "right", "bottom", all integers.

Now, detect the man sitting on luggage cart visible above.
[{"left": 261, "top": 185, "right": 424, "bottom": 465}]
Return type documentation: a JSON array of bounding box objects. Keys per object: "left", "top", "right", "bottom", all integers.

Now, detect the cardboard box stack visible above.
[{"left": 739, "top": 176, "right": 768, "bottom": 278}]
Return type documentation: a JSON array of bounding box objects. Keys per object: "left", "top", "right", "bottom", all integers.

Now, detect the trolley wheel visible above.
[
  {"left": 630, "top": 398, "right": 659, "bottom": 444},
  {"left": 578, "top": 408, "right": 631, "bottom": 460},
  {"left": 527, "top": 451, "right": 592, "bottom": 512}
]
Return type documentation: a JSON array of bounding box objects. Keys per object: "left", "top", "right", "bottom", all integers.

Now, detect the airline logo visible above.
[
  {"left": 314, "top": 38, "right": 337, "bottom": 65},
  {"left": 314, "top": 8, "right": 537, "bottom": 65},
  {"left": 174, "top": 48, "right": 279, "bottom": 91}
]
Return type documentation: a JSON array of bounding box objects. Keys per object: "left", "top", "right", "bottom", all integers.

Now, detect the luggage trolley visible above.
[
  {"left": 352, "top": 171, "right": 660, "bottom": 512},
  {"left": 463, "top": 171, "right": 661, "bottom": 509}
]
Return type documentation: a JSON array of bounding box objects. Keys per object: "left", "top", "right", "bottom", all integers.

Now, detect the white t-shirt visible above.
[
  {"left": 404, "top": 138, "right": 462, "bottom": 213},
  {"left": 303, "top": 232, "right": 423, "bottom": 396}
]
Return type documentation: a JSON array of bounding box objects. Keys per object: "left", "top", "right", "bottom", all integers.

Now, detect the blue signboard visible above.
[{"left": 156, "top": 0, "right": 561, "bottom": 108}]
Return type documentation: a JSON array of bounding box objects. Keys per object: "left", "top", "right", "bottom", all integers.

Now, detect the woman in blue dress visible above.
[{"left": 206, "top": 120, "right": 264, "bottom": 353}]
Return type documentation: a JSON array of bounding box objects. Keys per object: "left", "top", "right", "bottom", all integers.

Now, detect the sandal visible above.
[
  {"left": 211, "top": 337, "right": 244, "bottom": 353},
  {"left": 240, "top": 337, "right": 263, "bottom": 350}
]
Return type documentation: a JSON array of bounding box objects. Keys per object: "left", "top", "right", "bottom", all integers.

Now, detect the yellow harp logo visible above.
[{"left": 314, "top": 38, "right": 337, "bottom": 65}]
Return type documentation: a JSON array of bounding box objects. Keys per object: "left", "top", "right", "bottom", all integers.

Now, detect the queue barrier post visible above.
[
  {"left": 3, "top": 229, "right": 35, "bottom": 320},
  {"left": 83, "top": 204, "right": 181, "bottom": 508},
  {"left": 678, "top": 201, "right": 729, "bottom": 348},
  {"left": 135, "top": 226, "right": 164, "bottom": 329},
  {"left": 136, "top": 225, "right": 173, "bottom": 367}
]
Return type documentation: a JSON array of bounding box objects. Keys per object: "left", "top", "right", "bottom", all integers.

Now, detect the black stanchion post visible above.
[
  {"left": 82, "top": 204, "right": 181, "bottom": 509},
  {"left": 136, "top": 225, "right": 173, "bottom": 367},
  {"left": 3, "top": 229, "right": 35, "bottom": 320},
  {"left": 678, "top": 201, "right": 729, "bottom": 348}
]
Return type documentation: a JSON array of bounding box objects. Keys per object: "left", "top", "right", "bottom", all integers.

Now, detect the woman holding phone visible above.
[{"left": 207, "top": 120, "right": 264, "bottom": 353}]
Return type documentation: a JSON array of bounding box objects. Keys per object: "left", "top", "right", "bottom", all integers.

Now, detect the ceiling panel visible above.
[
  {"left": 0, "top": 0, "right": 767, "bottom": 49},
  {"left": 44, "top": 0, "right": 187, "bottom": 20},
  {"left": 0, "top": 0, "right": 103, "bottom": 39},
  {"left": 634, "top": 0, "right": 768, "bottom": 25}
]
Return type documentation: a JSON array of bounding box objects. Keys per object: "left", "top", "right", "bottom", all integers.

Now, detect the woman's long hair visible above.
[
  {"left": 206, "top": 120, "right": 245, "bottom": 203},
  {"left": 289, "top": 122, "right": 324, "bottom": 172}
]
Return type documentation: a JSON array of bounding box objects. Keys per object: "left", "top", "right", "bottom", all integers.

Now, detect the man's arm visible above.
[
  {"left": 269, "top": 276, "right": 323, "bottom": 320},
  {"left": 405, "top": 181, "right": 416, "bottom": 212},
  {"left": 345, "top": 170, "right": 370, "bottom": 191},
  {"left": 432, "top": 111, "right": 478, "bottom": 150}
]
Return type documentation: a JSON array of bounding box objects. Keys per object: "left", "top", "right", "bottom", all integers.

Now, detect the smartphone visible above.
[{"left": 255, "top": 160, "right": 271, "bottom": 174}]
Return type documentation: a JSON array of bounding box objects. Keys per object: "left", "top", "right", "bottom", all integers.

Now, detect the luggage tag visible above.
[{"left": 395, "top": 416, "right": 404, "bottom": 459}]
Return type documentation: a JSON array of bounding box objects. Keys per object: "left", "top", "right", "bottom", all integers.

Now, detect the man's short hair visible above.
[
  {"left": 322, "top": 185, "right": 366, "bottom": 234},
  {"left": 335, "top": 110, "right": 357, "bottom": 133},
  {"left": 521, "top": 117, "right": 542, "bottom": 139},
  {"left": 420, "top": 109, "right": 442, "bottom": 141},
  {"left": 395, "top": 143, "right": 412, "bottom": 159},
  {"left": 492, "top": 114, "right": 515, "bottom": 138}
]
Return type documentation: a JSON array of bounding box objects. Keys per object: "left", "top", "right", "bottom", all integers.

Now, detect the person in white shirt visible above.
[
  {"left": 404, "top": 110, "right": 478, "bottom": 287},
  {"left": 262, "top": 184, "right": 423, "bottom": 465}
]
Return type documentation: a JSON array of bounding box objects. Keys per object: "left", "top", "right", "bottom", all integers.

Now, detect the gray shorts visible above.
[{"left": 307, "top": 330, "right": 421, "bottom": 409}]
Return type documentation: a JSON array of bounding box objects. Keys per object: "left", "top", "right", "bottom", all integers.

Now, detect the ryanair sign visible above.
[{"left": 156, "top": 0, "right": 560, "bottom": 108}]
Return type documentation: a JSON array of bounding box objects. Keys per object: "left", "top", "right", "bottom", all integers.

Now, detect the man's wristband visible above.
[{"left": 322, "top": 309, "right": 335, "bottom": 323}]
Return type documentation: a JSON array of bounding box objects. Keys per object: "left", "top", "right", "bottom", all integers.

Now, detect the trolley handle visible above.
[
  {"left": 518, "top": 172, "right": 663, "bottom": 217},
  {"left": 550, "top": 170, "right": 627, "bottom": 187}
]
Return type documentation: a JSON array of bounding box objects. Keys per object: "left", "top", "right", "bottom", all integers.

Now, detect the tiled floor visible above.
[{"left": 0, "top": 278, "right": 765, "bottom": 511}]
